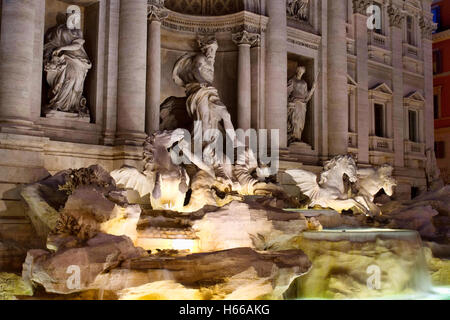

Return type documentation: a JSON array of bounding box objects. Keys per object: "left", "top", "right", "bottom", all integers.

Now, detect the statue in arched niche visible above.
[
  {"left": 287, "top": 65, "right": 318, "bottom": 145},
  {"left": 172, "top": 36, "right": 236, "bottom": 173},
  {"left": 43, "top": 7, "right": 91, "bottom": 118}
]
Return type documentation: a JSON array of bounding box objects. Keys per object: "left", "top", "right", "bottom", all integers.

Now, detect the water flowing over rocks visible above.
[{"left": 16, "top": 165, "right": 318, "bottom": 299}]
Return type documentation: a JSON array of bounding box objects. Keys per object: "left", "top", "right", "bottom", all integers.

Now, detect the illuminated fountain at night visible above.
[{"left": 0, "top": 10, "right": 449, "bottom": 300}]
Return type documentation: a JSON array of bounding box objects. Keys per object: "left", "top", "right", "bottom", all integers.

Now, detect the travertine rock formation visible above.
[
  {"left": 22, "top": 233, "right": 147, "bottom": 294},
  {"left": 380, "top": 185, "right": 450, "bottom": 242},
  {"left": 113, "top": 248, "right": 312, "bottom": 300},
  {"left": 284, "top": 230, "right": 432, "bottom": 299}
]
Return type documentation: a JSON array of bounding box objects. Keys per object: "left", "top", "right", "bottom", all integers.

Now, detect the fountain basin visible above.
[{"left": 284, "top": 228, "right": 432, "bottom": 299}]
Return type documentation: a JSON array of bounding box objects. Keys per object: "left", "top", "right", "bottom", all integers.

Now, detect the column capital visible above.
[
  {"left": 232, "top": 30, "right": 260, "bottom": 47},
  {"left": 387, "top": 4, "right": 405, "bottom": 28},
  {"left": 352, "top": 0, "right": 370, "bottom": 15},
  {"left": 147, "top": 0, "right": 168, "bottom": 22},
  {"left": 419, "top": 16, "right": 437, "bottom": 41}
]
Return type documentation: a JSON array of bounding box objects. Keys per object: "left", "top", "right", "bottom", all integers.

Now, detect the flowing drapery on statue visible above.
[
  {"left": 172, "top": 37, "right": 236, "bottom": 168},
  {"left": 286, "top": 0, "right": 310, "bottom": 21},
  {"left": 43, "top": 14, "right": 91, "bottom": 117},
  {"left": 287, "top": 66, "right": 318, "bottom": 145}
]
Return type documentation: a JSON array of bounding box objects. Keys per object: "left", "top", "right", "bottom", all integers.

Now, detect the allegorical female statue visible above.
[
  {"left": 43, "top": 11, "right": 91, "bottom": 117},
  {"left": 287, "top": 66, "right": 318, "bottom": 145}
]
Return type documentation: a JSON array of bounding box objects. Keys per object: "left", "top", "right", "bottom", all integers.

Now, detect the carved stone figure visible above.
[
  {"left": 425, "top": 148, "right": 444, "bottom": 191},
  {"left": 354, "top": 164, "right": 397, "bottom": 215},
  {"left": 286, "top": 0, "right": 309, "bottom": 21},
  {"left": 111, "top": 130, "right": 190, "bottom": 211},
  {"left": 172, "top": 37, "right": 236, "bottom": 148},
  {"left": 287, "top": 66, "right": 318, "bottom": 144},
  {"left": 233, "top": 147, "right": 282, "bottom": 196},
  {"left": 172, "top": 36, "right": 237, "bottom": 183},
  {"left": 43, "top": 12, "right": 91, "bottom": 117},
  {"left": 286, "top": 155, "right": 371, "bottom": 215}
]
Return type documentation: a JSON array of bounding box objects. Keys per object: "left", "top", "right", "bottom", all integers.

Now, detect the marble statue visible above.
[
  {"left": 286, "top": 155, "right": 371, "bottom": 215},
  {"left": 354, "top": 164, "right": 397, "bottom": 215},
  {"left": 111, "top": 128, "right": 234, "bottom": 212},
  {"left": 287, "top": 66, "right": 318, "bottom": 144},
  {"left": 43, "top": 11, "right": 91, "bottom": 117},
  {"left": 286, "top": 0, "right": 309, "bottom": 21},
  {"left": 425, "top": 148, "right": 444, "bottom": 191},
  {"left": 111, "top": 130, "right": 190, "bottom": 211},
  {"left": 233, "top": 147, "right": 282, "bottom": 196},
  {"left": 112, "top": 37, "right": 297, "bottom": 213},
  {"left": 172, "top": 36, "right": 237, "bottom": 166}
]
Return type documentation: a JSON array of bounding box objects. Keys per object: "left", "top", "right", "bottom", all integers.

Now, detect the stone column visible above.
[
  {"left": 0, "top": 0, "right": 36, "bottom": 131},
  {"left": 388, "top": 4, "right": 405, "bottom": 167},
  {"left": 31, "top": 0, "right": 46, "bottom": 122},
  {"left": 116, "top": 0, "right": 148, "bottom": 145},
  {"left": 327, "top": 0, "right": 348, "bottom": 156},
  {"left": 265, "top": 0, "right": 288, "bottom": 148},
  {"left": 146, "top": 1, "right": 168, "bottom": 135},
  {"left": 420, "top": 16, "right": 436, "bottom": 152},
  {"left": 251, "top": 34, "right": 264, "bottom": 130},
  {"left": 233, "top": 30, "right": 259, "bottom": 131},
  {"left": 353, "top": 0, "right": 370, "bottom": 163}
]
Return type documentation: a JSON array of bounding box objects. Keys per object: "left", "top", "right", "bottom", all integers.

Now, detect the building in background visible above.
[{"left": 433, "top": 0, "right": 450, "bottom": 184}]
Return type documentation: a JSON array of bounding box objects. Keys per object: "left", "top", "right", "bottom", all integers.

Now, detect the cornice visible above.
[
  {"left": 287, "top": 26, "right": 321, "bottom": 51},
  {"left": 161, "top": 10, "right": 268, "bottom": 35},
  {"left": 433, "top": 29, "right": 450, "bottom": 43}
]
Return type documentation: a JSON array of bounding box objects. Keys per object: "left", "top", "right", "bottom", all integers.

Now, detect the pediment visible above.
[
  {"left": 370, "top": 83, "right": 393, "bottom": 95},
  {"left": 347, "top": 74, "right": 357, "bottom": 86},
  {"left": 405, "top": 91, "right": 425, "bottom": 102}
]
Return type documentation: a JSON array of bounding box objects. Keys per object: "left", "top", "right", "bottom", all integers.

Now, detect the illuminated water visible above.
[{"left": 282, "top": 223, "right": 449, "bottom": 300}]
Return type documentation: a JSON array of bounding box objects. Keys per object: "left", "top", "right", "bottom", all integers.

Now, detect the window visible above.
[
  {"left": 408, "top": 110, "right": 418, "bottom": 142},
  {"left": 411, "top": 186, "right": 420, "bottom": 199},
  {"left": 434, "top": 94, "right": 440, "bottom": 119},
  {"left": 432, "top": 6, "right": 441, "bottom": 32},
  {"left": 406, "top": 16, "right": 415, "bottom": 46},
  {"left": 435, "top": 141, "right": 445, "bottom": 159},
  {"left": 374, "top": 103, "right": 385, "bottom": 137},
  {"left": 433, "top": 50, "right": 442, "bottom": 74}
]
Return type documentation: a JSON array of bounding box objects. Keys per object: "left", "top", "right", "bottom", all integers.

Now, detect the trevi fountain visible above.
[{"left": 0, "top": 0, "right": 449, "bottom": 301}]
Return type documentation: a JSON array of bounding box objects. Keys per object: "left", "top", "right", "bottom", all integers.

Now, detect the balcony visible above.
[
  {"left": 368, "top": 31, "right": 389, "bottom": 50},
  {"left": 369, "top": 136, "right": 394, "bottom": 153},
  {"left": 404, "top": 140, "right": 426, "bottom": 169},
  {"left": 367, "top": 31, "right": 392, "bottom": 65},
  {"left": 402, "top": 42, "right": 422, "bottom": 60},
  {"left": 404, "top": 140, "right": 425, "bottom": 155}
]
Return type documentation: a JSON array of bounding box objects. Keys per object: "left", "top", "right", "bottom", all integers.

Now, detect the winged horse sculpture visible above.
[{"left": 285, "top": 155, "right": 371, "bottom": 215}]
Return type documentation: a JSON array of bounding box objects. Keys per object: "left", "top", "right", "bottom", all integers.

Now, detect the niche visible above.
[
  {"left": 287, "top": 53, "right": 316, "bottom": 149},
  {"left": 42, "top": 0, "right": 100, "bottom": 124}
]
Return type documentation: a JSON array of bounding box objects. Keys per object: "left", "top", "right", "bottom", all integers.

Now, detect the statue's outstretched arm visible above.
[{"left": 306, "top": 69, "right": 320, "bottom": 102}]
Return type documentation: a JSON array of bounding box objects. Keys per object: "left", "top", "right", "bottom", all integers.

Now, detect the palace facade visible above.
[
  {"left": 0, "top": 0, "right": 437, "bottom": 255},
  {"left": 433, "top": 0, "right": 450, "bottom": 184}
]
